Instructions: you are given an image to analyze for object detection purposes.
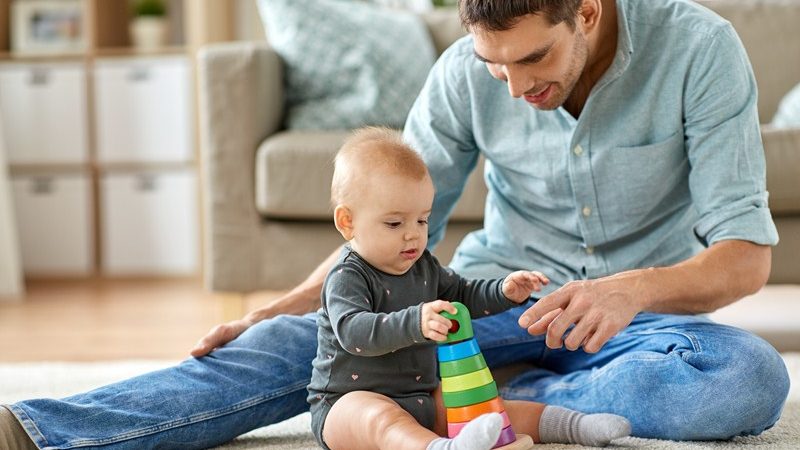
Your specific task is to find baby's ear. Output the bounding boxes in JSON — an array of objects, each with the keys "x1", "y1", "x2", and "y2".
[{"x1": 334, "y1": 205, "x2": 355, "y2": 240}]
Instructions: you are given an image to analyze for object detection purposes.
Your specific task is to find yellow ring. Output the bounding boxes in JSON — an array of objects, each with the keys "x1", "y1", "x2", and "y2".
[{"x1": 441, "y1": 367, "x2": 494, "y2": 393}]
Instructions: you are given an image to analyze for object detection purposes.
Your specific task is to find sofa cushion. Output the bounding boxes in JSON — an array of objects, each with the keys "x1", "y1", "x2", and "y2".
[
  {"x1": 255, "y1": 131, "x2": 487, "y2": 221},
  {"x1": 256, "y1": 0, "x2": 436, "y2": 130},
  {"x1": 772, "y1": 83, "x2": 800, "y2": 127},
  {"x1": 419, "y1": 8, "x2": 468, "y2": 55}
]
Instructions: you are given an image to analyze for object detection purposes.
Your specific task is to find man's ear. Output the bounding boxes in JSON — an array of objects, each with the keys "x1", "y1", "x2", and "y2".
[
  {"x1": 579, "y1": 0, "x2": 601, "y2": 31},
  {"x1": 334, "y1": 205, "x2": 354, "y2": 240}
]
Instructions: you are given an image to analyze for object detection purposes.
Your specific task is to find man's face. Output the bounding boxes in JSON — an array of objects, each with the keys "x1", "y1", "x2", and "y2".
[{"x1": 472, "y1": 14, "x2": 588, "y2": 110}]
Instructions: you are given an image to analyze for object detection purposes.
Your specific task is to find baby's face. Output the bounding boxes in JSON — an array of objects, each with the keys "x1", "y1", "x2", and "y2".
[{"x1": 349, "y1": 173, "x2": 434, "y2": 275}]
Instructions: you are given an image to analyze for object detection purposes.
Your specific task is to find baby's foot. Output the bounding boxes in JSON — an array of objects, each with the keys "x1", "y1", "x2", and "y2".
[{"x1": 426, "y1": 412, "x2": 504, "y2": 450}]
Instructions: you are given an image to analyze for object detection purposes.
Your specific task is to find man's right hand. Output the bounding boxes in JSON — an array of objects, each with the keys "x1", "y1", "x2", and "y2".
[
  {"x1": 189, "y1": 317, "x2": 255, "y2": 357},
  {"x1": 189, "y1": 288, "x2": 320, "y2": 357},
  {"x1": 189, "y1": 245, "x2": 343, "y2": 357}
]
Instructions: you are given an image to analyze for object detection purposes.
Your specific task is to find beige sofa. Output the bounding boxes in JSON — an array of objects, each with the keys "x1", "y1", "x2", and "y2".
[{"x1": 197, "y1": 2, "x2": 800, "y2": 306}]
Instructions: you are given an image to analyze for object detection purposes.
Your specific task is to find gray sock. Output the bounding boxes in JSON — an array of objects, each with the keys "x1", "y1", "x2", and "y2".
[
  {"x1": 427, "y1": 412, "x2": 504, "y2": 450},
  {"x1": 539, "y1": 405, "x2": 631, "y2": 447},
  {"x1": 0, "y1": 406, "x2": 38, "y2": 450}
]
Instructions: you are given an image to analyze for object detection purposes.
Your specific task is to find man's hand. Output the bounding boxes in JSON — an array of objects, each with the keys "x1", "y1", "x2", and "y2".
[
  {"x1": 421, "y1": 300, "x2": 458, "y2": 342},
  {"x1": 189, "y1": 287, "x2": 322, "y2": 357},
  {"x1": 517, "y1": 271, "x2": 646, "y2": 353},
  {"x1": 190, "y1": 317, "x2": 255, "y2": 357},
  {"x1": 502, "y1": 270, "x2": 549, "y2": 303}
]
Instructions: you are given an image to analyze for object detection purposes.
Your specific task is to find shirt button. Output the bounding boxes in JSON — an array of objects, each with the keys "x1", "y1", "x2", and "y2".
[
  {"x1": 573, "y1": 145, "x2": 584, "y2": 156},
  {"x1": 582, "y1": 206, "x2": 592, "y2": 217},
  {"x1": 585, "y1": 246, "x2": 595, "y2": 255}
]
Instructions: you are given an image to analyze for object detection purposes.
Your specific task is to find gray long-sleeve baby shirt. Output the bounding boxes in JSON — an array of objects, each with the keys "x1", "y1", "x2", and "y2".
[{"x1": 307, "y1": 246, "x2": 517, "y2": 408}]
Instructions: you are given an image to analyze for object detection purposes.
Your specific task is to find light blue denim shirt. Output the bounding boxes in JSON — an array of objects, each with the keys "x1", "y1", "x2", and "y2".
[{"x1": 404, "y1": 0, "x2": 779, "y2": 295}]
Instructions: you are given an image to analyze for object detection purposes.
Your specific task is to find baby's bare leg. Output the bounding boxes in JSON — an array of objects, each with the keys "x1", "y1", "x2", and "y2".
[
  {"x1": 323, "y1": 391, "x2": 438, "y2": 450},
  {"x1": 503, "y1": 399, "x2": 546, "y2": 441}
]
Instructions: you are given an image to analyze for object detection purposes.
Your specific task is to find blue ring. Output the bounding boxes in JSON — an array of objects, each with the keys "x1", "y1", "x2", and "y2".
[{"x1": 437, "y1": 338, "x2": 480, "y2": 362}]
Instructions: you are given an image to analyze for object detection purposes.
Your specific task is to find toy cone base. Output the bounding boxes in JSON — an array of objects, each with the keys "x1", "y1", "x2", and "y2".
[{"x1": 495, "y1": 434, "x2": 534, "y2": 450}]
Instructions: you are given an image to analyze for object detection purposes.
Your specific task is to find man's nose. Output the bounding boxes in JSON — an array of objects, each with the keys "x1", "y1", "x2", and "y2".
[{"x1": 501, "y1": 65, "x2": 530, "y2": 98}]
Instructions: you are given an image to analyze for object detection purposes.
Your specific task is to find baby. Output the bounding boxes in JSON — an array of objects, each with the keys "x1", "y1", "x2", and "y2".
[{"x1": 307, "y1": 127, "x2": 631, "y2": 450}]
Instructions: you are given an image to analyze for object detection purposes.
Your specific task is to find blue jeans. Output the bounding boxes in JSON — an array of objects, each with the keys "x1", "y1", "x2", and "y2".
[{"x1": 8, "y1": 307, "x2": 790, "y2": 449}]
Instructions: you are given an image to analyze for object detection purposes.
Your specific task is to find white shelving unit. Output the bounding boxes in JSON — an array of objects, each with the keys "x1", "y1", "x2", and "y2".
[
  {"x1": 94, "y1": 56, "x2": 193, "y2": 164},
  {"x1": 0, "y1": 62, "x2": 88, "y2": 165},
  {"x1": 0, "y1": 0, "x2": 207, "y2": 279},
  {"x1": 101, "y1": 169, "x2": 198, "y2": 275},
  {"x1": 11, "y1": 174, "x2": 93, "y2": 275}
]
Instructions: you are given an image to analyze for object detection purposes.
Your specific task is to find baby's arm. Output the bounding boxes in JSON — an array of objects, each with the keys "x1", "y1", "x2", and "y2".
[
  {"x1": 436, "y1": 263, "x2": 548, "y2": 317},
  {"x1": 326, "y1": 265, "x2": 427, "y2": 356}
]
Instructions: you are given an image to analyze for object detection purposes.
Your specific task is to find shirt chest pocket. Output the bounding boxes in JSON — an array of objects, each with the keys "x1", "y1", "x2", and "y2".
[{"x1": 594, "y1": 131, "x2": 689, "y2": 235}]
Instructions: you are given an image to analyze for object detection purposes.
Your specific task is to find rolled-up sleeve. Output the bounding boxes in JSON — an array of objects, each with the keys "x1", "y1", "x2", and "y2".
[
  {"x1": 403, "y1": 43, "x2": 480, "y2": 249},
  {"x1": 684, "y1": 24, "x2": 779, "y2": 247}
]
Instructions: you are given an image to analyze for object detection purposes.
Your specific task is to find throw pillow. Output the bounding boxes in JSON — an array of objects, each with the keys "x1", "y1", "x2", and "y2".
[
  {"x1": 257, "y1": 0, "x2": 436, "y2": 130},
  {"x1": 772, "y1": 82, "x2": 800, "y2": 127}
]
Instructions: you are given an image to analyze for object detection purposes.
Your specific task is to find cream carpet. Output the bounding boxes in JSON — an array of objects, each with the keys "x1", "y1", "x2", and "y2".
[{"x1": 1, "y1": 355, "x2": 798, "y2": 449}]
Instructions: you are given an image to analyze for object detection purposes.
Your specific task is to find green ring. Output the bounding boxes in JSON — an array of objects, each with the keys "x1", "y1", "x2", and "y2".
[
  {"x1": 439, "y1": 353, "x2": 487, "y2": 378},
  {"x1": 441, "y1": 381, "x2": 498, "y2": 408},
  {"x1": 442, "y1": 367, "x2": 493, "y2": 392}
]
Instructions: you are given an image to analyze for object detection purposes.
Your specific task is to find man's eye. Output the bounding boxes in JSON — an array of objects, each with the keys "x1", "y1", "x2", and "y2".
[
  {"x1": 520, "y1": 57, "x2": 543, "y2": 66},
  {"x1": 385, "y1": 222, "x2": 401, "y2": 228}
]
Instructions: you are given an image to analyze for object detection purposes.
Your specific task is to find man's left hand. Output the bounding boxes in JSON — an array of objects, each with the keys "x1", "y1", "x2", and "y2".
[{"x1": 516, "y1": 270, "x2": 648, "y2": 353}]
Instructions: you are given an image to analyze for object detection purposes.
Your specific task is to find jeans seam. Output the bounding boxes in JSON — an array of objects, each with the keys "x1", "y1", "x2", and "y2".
[
  {"x1": 628, "y1": 329, "x2": 703, "y2": 354},
  {"x1": 7, "y1": 404, "x2": 50, "y2": 449},
  {"x1": 59, "y1": 380, "x2": 310, "y2": 448}
]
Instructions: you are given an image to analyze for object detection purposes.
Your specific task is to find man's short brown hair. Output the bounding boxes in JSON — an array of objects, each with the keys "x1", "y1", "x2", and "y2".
[{"x1": 459, "y1": 0, "x2": 583, "y2": 32}]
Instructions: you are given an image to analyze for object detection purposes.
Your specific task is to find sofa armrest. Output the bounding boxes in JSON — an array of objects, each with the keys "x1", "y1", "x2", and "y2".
[
  {"x1": 762, "y1": 125, "x2": 800, "y2": 215},
  {"x1": 197, "y1": 42, "x2": 284, "y2": 291}
]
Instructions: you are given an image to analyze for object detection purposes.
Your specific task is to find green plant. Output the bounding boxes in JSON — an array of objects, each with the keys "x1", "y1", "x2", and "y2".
[{"x1": 132, "y1": 0, "x2": 166, "y2": 17}]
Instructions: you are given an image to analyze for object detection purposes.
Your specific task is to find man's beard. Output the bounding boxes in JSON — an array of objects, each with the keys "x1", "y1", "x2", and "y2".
[{"x1": 544, "y1": 30, "x2": 589, "y2": 111}]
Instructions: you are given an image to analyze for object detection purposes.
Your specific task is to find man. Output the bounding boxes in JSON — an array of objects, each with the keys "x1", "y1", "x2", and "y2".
[{"x1": 1, "y1": 0, "x2": 790, "y2": 448}]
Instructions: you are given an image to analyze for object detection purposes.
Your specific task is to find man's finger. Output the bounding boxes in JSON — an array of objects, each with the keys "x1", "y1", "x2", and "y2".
[
  {"x1": 584, "y1": 325, "x2": 615, "y2": 353},
  {"x1": 563, "y1": 319, "x2": 594, "y2": 351},
  {"x1": 545, "y1": 308, "x2": 580, "y2": 349},
  {"x1": 525, "y1": 308, "x2": 562, "y2": 335},
  {"x1": 190, "y1": 337, "x2": 215, "y2": 357},
  {"x1": 518, "y1": 289, "x2": 569, "y2": 328}
]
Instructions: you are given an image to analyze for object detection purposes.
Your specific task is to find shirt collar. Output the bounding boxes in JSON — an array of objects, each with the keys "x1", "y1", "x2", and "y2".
[{"x1": 594, "y1": 0, "x2": 634, "y2": 90}]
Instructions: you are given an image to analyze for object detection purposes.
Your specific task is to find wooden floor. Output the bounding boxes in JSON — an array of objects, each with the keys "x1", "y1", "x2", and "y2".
[{"x1": 0, "y1": 279, "x2": 285, "y2": 362}]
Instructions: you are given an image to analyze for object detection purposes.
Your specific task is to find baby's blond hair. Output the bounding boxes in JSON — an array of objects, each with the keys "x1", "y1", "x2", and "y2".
[{"x1": 331, "y1": 127, "x2": 429, "y2": 206}]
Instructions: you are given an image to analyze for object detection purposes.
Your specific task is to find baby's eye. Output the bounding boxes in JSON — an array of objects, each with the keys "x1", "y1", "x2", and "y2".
[
  {"x1": 418, "y1": 219, "x2": 429, "y2": 225},
  {"x1": 385, "y1": 222, "x2": 401, "y2": 229}
]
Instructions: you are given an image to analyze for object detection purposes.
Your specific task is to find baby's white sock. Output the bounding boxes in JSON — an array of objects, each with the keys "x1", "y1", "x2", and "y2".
[{"x1": 426, "y1": 412, "x2": 503, "y2": 450}]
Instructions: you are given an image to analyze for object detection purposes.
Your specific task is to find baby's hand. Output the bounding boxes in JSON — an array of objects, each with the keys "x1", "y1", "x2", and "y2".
[
  {"x1": 502, "y1": 271, "x2": 550, "y2": 303},
  {"x1": 421, "y1": 300, "x2": 458, "y2": 342}
]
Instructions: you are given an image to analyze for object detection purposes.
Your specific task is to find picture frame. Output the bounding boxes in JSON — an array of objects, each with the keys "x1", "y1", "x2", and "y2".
[{"x1": 11, "y1": 0, "x2": 85, "y2": 55}]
